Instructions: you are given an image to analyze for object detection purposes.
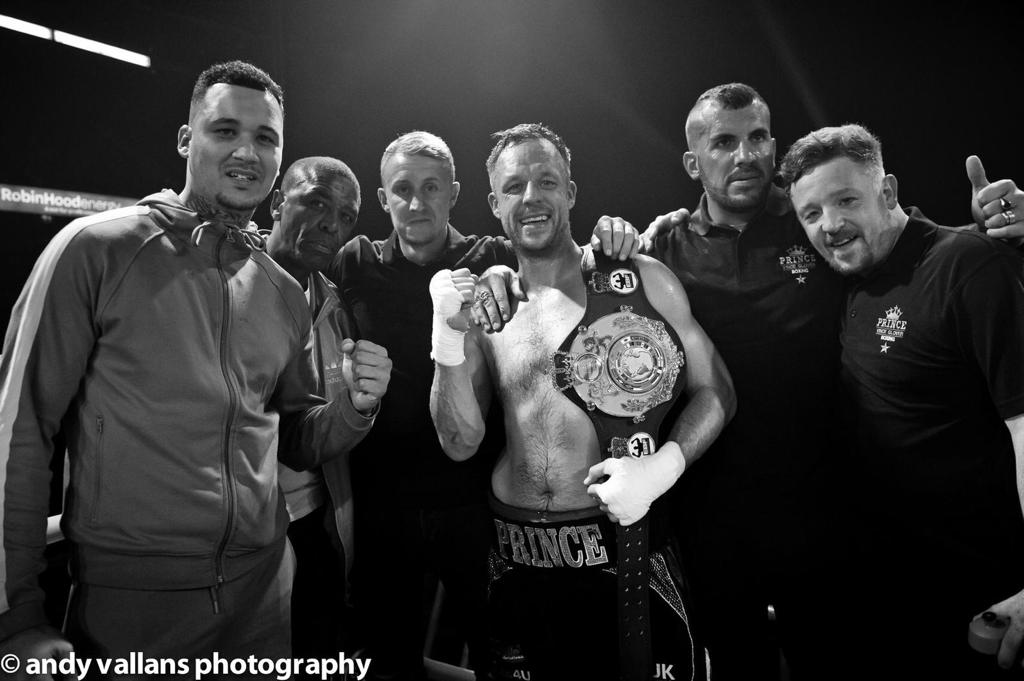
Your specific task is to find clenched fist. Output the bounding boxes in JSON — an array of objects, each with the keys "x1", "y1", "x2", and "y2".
[{"x1": 340, "y1": 338, "x2": 391, "y2": 415}]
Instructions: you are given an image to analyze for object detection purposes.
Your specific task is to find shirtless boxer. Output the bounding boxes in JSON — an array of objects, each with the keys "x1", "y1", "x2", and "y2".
[{"x1": 429, "y1": 123, "x2": 734, "y2": 681}]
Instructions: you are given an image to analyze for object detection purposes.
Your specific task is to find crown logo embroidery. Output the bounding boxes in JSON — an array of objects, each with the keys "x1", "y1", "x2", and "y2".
[
  {"x1": 885, "y1": 306, "x2": 903, "y2": 321},
  {"x1": 778, "y1": 244, "x2": 816, "y2": 283}
]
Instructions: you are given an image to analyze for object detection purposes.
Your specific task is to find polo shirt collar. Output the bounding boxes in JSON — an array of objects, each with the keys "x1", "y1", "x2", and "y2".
[
  {"x1": 859, "y1": 207, "x2": 937, "y2": 280},
  {"x1": 380, "y1": 224, "x2": 471, "y2": 267},
  {"x1": 691, "y1": 184, "x2": 791, "y2": 236},
  {"x1": 380, "y1": 230, "x2": 401, "y2": 263}
]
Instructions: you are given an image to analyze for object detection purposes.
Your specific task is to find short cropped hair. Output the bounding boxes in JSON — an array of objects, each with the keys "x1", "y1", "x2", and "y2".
[
  {"x1": 694, "y1": 82, "x2": 764, "y2": 111},
  {"x1": 189, "y1": 60, "x2": 284, "y2": 122},
  {"x1": 379, "y1": 131, "x2": 456, "y2": 182},
  {"x1": 779, "y1": 123, "x2": 884, "y2": 189},
  {"x1": 685, "y1": 82, "x2": 769, "y2": 149},
  {"x1": 282, "y1": 156, "x2": 361, "y2": 205},
  {"x1": 485, "y1": 123, "x2": 571, "y2": 177}
]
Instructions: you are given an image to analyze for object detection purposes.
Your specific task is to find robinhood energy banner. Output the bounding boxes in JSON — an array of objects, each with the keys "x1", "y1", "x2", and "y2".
[{"x1": 0, "y1": 184, "x2": 136, "y2": 217}]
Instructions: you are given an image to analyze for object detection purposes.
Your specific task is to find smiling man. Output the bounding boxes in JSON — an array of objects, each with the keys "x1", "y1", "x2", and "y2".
[
  {"x1": 429, "y1": 123, "x2": 734, "y2": 680},
  {"x1": 0, "y1": 62, "x2": 376, "y2": 676},
  {"x1": 635, "y1": 83, "x2": 1024, "y2": 680},
  {"x1": 782, "y1": 123, "x2": 1024, "y2": 679},
  {"x1": 327, "y1": 131, "x2": 644, "y2": 680}
]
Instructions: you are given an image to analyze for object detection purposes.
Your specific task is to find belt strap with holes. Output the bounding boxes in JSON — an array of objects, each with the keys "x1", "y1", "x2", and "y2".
[{"x1": 548, "y1": 250, "x2": 687, "y2": 681}]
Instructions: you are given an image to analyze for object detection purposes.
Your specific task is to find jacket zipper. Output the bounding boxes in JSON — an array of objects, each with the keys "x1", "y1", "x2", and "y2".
[
  {"x1": 213, "y1": 234, "x2": 238, "y2": 610},
  {"x1": 91, "y1": 415, "x2": 104, "y2": 524}
]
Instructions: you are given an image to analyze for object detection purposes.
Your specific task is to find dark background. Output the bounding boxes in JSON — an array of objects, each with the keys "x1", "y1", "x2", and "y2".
[{"x1": 2, "y1": 0, "x2": 1021, "y2": 318}]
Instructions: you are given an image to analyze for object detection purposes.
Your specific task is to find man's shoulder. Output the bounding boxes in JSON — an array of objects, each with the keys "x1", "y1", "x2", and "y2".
[
  {"x1": 634, "y1": 253, "x2": 685, "y2": 297},
  {"x1": 745, "y1": 201, "x2": 804, "y2": 242},
  {"x1": 250, "y1": 249, "x2": 310, "y2": 301},
  {"x1": 344, "y1": 234, "x2": 393, "y2": 265},
  {"x1": 653, "y1": 203, "x2": 803, "y2": 261},
  {"x1": 633, "y1": 251, "x2": 669, "y2": 275},
  {"x1": 251, "y1": 246, "x2": 303, "y2": 283},
  {"x1": 929, "y1": 223, "x2": 1016, "y2": 267},
  {"x1": 453, "y1": 232, "x2": 516, "y2": 270},
  {"x1": 343, "y1": 234, "x2": 385, "y2": 255},
  {"x1": 50, "y1": 205, "x2": 165, "y2": 267},
  {"x1": 909, "y1": 224, "x2": 1023, "y2": 298},
  {"x1": 68, "y1": 205, "x2": 159, "y2": 237},
  {"x1": 327, "y1": 235, "x2": 386, "y2": 282}
]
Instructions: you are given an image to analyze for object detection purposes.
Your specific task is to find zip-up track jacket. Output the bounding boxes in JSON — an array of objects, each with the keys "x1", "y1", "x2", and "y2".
[{"x1": 0, "y1": 190, "x2": 373, "y2": 640}]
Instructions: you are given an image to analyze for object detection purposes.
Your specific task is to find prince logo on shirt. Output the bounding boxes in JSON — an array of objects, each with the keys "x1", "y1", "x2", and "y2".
[
  {"x1": 778, "y1": 244, "x2": 817, "y2": 284},
  {"x1": 875, "y1": 305, "x2": 908, "y2": 354}
]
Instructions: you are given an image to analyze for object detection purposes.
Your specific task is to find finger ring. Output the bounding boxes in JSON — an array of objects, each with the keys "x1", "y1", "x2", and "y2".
[
  {"x1": 1002, "y1": 209, "x2": 1017, "y2": 224},
  {"x1": 1000, "y1": 198, "x2": 1013, "y2": 211},
  {"x1": 474, "y1": 290, "x2": 492, "y2": 302}
]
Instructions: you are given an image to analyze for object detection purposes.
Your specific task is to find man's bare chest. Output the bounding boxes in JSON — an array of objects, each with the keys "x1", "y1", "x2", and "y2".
[{"x1": 484, "y1": 291, "x2": 584, "y2": 399}]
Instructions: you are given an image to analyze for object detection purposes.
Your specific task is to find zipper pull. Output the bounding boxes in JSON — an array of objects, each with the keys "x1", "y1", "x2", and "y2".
[{"x1": 208, "y1": 585, "x2": 221, "y2": 615}]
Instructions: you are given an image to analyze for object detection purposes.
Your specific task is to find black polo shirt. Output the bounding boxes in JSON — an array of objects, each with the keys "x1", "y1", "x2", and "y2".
[
  {"x1": 651, "y1": 190, "x2": 845, "y2": 543},
  {"x1": 841, "y1": 212, "x2": 1024, "y2": 580},
  {"x1": 326, "y1": 226, "x2": 517, "y2": 509}
]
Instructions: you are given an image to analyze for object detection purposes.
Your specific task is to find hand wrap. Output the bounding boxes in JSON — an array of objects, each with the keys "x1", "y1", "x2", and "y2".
[
  {"x1": 429, "y1": 269, "x2": 468, "y2": 366},
  {"x1": 589, "y1": 441, "x2": 685, "y2": 526}
]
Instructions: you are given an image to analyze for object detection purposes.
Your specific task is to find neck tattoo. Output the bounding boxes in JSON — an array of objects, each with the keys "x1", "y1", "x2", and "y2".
[{"x1": 186, "y1": 196, "x2": 252, "y2": 230}]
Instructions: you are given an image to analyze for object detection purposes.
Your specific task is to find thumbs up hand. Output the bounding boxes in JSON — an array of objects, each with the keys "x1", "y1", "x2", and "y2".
[{"x1": 967, "y1": 155, "x2": 1024, "y2": 240}]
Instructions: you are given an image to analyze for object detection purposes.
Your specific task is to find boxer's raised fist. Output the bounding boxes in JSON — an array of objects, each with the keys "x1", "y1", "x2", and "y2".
[{"x1": 429, "y1": 268, "x2": 476, "y2": 366}]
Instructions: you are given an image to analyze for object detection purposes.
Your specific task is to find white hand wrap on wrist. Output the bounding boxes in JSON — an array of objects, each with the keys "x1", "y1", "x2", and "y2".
[
  {"x1": 429, "y1": 269, "x2": 468, "y2": 366},
  {"x1": 431, "y1": 313, "x2": 466, "y2": 365},
  {"x1": 606, "y1": 441, "x2": 685, "y2": 526},
  {"x1": 653, "y1": 440, "x2": 686, "y2": 482}
]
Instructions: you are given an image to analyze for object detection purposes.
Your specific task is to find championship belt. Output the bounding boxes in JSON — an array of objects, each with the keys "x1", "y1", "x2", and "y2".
[{"x1": 548, "y1": 251, "x2": 686, "y2": 681}]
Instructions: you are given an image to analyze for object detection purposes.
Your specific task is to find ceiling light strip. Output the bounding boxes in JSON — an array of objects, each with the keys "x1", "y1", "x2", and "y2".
[
  {"x1": 0, "y1": 14, "x2": 52, "y2": 39},
  {"x1": 53, "y1": 30, "x2": 151, "y2": 68},
  {"x1": 0, "y1": 14, "x2": 150, "y2": 68}
]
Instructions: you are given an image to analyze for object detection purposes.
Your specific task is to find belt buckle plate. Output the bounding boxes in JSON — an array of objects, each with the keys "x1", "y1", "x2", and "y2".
[{"x1": 550, "y1": 306, "x2": 684, "y2": 419}]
